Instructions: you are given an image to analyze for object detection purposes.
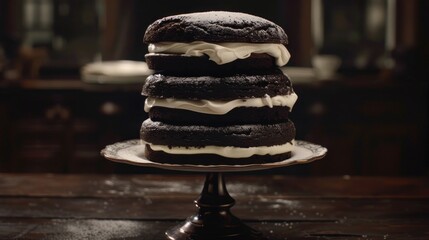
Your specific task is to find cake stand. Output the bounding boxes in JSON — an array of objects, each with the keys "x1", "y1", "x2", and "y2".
[{"x1": 101, "y1": 140, "x2": 327, "y2": 240}]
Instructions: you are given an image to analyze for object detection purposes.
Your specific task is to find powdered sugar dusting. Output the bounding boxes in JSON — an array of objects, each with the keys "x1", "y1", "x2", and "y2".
[
  {"x1": 47, "y1": 219, "x2": 144, "y2": 239},
  {"x1": 175, "y1": 11, "x2": 276, "y2": 25}
]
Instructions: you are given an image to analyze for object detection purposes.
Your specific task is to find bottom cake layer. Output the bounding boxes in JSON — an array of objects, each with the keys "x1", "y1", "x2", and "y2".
[
  {"x1": 140, "y1": 119, "x2": 296, "y2": 147},
  {"x1": 143, "y1": 144, "x2": 293, "y2": 165}
]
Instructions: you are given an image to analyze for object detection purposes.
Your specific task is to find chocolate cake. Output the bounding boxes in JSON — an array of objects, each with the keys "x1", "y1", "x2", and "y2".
[{"x1": 140, "y1": 11, "x2": 298, "y2": 165}]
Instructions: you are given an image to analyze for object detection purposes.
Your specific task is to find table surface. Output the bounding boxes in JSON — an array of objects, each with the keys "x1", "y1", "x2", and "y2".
[{"x1": 0, "y1": 173, "x2": 428, "y2": 240}]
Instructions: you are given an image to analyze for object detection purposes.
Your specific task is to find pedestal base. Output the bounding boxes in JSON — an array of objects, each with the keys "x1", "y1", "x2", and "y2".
[
  {"x1": 165, "y1": 173, "x2": 267, "y2": 240},
  {"x1": 166, "y1": 217, "x2": 264, "y2": 240}
]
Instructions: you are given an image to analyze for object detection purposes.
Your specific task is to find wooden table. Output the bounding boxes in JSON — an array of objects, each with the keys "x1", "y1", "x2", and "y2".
[{"x1": 0, "y1": 173, "x2": 428, "y2": 239}]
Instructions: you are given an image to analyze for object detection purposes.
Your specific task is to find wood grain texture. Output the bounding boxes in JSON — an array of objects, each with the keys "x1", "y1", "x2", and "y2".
[{"x1": 0, "y1": 174, "x2": 428, "y2": 240}]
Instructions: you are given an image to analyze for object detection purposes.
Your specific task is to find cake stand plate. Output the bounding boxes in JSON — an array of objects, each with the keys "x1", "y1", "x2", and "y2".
[
  {"x1": 101, "y1": 140, "x2": 327, "y2": 240},
  {"x1": 101, "y1": 139, "x2": 327, "y2": 172}
]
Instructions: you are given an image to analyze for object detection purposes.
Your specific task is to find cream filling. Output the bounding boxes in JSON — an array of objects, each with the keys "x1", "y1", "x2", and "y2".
[
  {"x1": 144, "y1": 93, "x2": 298, "y2": 115},
  {"x1": 148, "y1": 41, "x2": 291, "y2": 66},
  {"x1": 143, "y1": 140, "x2": 295, "y2": 158}
]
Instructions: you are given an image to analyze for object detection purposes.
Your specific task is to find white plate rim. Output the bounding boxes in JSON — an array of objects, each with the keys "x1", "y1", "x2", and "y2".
[{"x1": 101, "y1": 139, "x2": 327, "y2": 172}]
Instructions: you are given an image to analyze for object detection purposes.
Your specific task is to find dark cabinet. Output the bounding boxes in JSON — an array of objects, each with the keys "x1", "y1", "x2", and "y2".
[
  {"x1": 292, "y1": 80, "x2": 428, "y2": 176},
  {"x1": 0, "y1": 84, "x2": 147, "y2": 173}
]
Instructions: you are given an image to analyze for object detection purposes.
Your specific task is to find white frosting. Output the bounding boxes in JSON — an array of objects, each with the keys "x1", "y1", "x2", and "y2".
[
  {"x1": 144, "y1": 93, "x2": 298, "y2": 115},
  {"x1": 143, "y1": 140, "x2": 295, "y2": 158},
  {"x1": 148, "y1": 41, "x2": 291, "y2": 66}
]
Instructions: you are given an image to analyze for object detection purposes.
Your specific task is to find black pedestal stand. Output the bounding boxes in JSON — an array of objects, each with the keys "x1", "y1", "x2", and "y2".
[{"x1": 166, "y1": 173, "x2": 265, "y2": 240}]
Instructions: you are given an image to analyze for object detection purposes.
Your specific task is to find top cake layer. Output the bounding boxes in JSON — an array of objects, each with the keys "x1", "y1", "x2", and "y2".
[{"x1": 144, "y1": 11, "x2": 288, "y2": 44}]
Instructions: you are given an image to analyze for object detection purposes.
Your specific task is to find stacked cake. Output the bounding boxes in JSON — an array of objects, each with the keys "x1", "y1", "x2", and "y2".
[{"x1": 140, "y1": 11, "x2": 298, "y2": 165}]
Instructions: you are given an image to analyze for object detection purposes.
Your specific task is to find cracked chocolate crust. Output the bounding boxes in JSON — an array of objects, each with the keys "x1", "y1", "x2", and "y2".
[
  {"x1": 143, "y1": 11, "x2": 288, "y2": 44},
  {"x1": 142, "y1": 69, "x2": 293, "y2": 100},
  {"x1": 140, "y1": 119, "x2": 296, "y2": 147}
]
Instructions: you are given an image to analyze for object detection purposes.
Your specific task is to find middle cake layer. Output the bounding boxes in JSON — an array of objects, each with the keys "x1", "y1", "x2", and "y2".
[{"x1": 142, "y1": 69, "x2": 294, "y2": 100}]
